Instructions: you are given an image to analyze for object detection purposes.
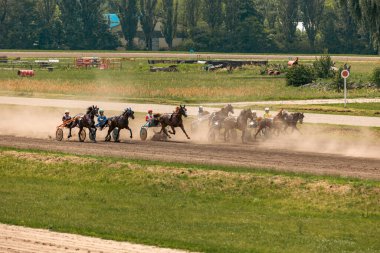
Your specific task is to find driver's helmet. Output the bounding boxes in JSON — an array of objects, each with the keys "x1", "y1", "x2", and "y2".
[
  {"x1": 198, "y1": 106, "x2": 204, "y2": 113},
  {"x1": 265, "y1": 107, "x2": 270, "y2": 112},
  {"x1": 65, "y1": 109, "x2": 69, "y2": 114},
  {"x1": 148, "y1": 109, "x2": 153, "y2": 114},
  {"x1": 99, "y1": 108, "x2": 104, "y2": 114}
]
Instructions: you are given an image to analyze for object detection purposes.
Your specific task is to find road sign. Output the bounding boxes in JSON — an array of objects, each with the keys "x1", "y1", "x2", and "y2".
[
  {"x1": 341, "y1": 70, "x2": 350, "y2": 107},
  {"x1": 341, "y1": 69, "x2": 350, "y2": 79}
]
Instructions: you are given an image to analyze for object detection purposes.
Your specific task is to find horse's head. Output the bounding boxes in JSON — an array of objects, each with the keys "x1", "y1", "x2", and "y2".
[
  {"x1": 123, "y1": 107, "x2": 135, "y2": 120},
  {"x1": 222, "y1": 104, "x2": 234, "y2": 115},
  {"x1": 242, "y1": 109, "x2": 254, "y2": 120},
  {"x1": 298, "y1": 113, "x2": 304, "y2": 124},
  {"x1": 179, "y1": 105, "x2": 188, "y2": 117},
  {"x1": 87, "y1": 105, "x2": 99, "y2": 117}
]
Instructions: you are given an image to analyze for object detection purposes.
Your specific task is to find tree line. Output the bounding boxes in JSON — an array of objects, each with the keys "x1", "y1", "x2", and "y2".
[{"x1": 0, "y1": 0, "x2": 378, "y2": 54}]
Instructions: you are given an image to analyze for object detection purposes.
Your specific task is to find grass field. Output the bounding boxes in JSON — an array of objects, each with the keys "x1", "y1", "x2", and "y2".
[
  {"x1": 0, "y1": 147, "x2": 379, "y2": 253},
  {"x1": 0, "y1": 59, "x2": 378, "y2": 104}
]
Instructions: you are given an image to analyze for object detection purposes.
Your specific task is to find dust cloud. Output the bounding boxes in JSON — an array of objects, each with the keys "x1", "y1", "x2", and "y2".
[{"x1": 1, "y1": 105, "x2": 379, "y2": 159}]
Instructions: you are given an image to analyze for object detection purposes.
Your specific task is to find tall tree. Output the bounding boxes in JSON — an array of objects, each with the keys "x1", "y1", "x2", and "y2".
[
  {"x1": 58, "y1": 0, "x2": 84, "y2": 49},
  {"x1": 0, "y1": 0, "x2": 8, "y2": 45},
  {"x1": 111, "y1": 0, "x2": 138, "y2": 49},
  {"x1": 300, "y1": 0, "x2": 325, "y2": 49},
  {"x1": 139, "y1": 0, "x2": 159, "y2": 50},
  {"x1": 160, "y1": 0, "x2": 178, "y2": 49},
  {"x1": 342, "y1": 0, "x2": 380, "y2": 53},
  {"x1": 184, "y1": 0, "x2": 200, "y2": 30},
  {"x1": 278, "y1": 0, "x2": 298, "y2": 44},
  {"x1": 202, "y1": 0, "x2": 222, "y2": 33},
  {"x1": 2, "y1": 0, "x2": 38, "y2": 49},
  {"x1": 36, "y1": 0, "x2": 63, "y2": 49},
  {"x1": 59, "y1": 0, "x2": 118, "y2": 49}
]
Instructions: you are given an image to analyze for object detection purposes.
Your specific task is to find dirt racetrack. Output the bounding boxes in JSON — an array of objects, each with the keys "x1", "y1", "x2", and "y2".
[{"x1": 1, "y1": 135, "x2": 379, "y2": 180}]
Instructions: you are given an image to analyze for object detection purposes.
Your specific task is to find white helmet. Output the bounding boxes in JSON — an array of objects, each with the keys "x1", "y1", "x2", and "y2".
[
  {"x1": 65, "y1": 109, "x2": 69, "y2": 113},
  {"x1": 265, "y1": 107, "x2": 270, "y2": 112}
]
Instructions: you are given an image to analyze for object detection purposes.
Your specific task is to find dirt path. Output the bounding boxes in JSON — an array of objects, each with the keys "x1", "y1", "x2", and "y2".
[
  {"x1": 1, "y1": 135, "x2": 379, "y2": 180},
  {"x1": 0, "y1": 223, "x2": 194, "y2": 253},
  {"x1": 1, "y1": 96, "x2": 380, "y2": 127},
  {"x1": 2, "y1": 51, "x2": 380, "y2": 61},
  {"x1": 203, "y1": 98, "x2": 380, "y2": 106}
]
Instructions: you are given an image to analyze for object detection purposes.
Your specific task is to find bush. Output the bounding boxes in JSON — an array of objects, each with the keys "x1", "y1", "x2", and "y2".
[
  {"x1": 372, "y1": 67, "x2": 380, "y2": 88},
  {"x1": 286, "y1": 65, "x2": 315, "y2": 86},
  {"x1": 313, "y1": 55, "x2": 335, "y2": 78},
  {"x1": 333, "y1": 67, "x2": 344, "y2": 92}
]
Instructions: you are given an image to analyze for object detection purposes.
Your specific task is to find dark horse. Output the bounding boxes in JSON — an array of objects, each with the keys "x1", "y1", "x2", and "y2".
[
  {"x1": 254, "y1": 109, "x2": 286, "y2": 139},
  {"x1": 159, "y1": 105, "x2": 190, "y2": 139},
  {"x1": 69, "y1": 105, "x2": 99, "y2": 142},
  {"x1": 223, "y1": 109, "x2": 255, "y2": 143},
  {"x1": 105, "y1": 107, "x2": 135, "y2": 142},
  {"x1": 209, "y1": 104, "x2": 234, "y2": 126},
  {"x1": 283, "y1": 112, "x2": 304, "y2": 133}
]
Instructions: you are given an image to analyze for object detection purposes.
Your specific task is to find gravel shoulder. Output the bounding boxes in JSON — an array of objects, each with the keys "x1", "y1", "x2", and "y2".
[
  {"x1": 0, "y1": 223, "x2": 194, "y2": 253},
  {"x1": 2, "y1": 51, "x2": 380, "y2": 61}
]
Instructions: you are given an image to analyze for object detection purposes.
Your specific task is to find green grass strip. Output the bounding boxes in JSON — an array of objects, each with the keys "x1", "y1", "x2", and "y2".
[{"x1": 0, "y1": 146, "x2": 379, "y2": 253}]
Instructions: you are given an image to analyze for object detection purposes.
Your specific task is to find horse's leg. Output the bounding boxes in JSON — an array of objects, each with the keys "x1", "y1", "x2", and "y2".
[
  {"x1": 161, "y1": 124, "x2": 171, "y2": 138},
  {"x1": 115, "y1": 128, "x2": 121, "y2": 142},
  {"x1": 127, "y1": 126, "x2": 133, "y2": 139},
  {"x1": 241, "y1": 129, "x2": 245, "y2": 143},
  {"x1": 254, "y1": 126, "x2": 262, "y2": 139},
  {"x1": 294, "y1": 125, "x2": 302, "y2": 134},
  {"x1": 168, "y1": 126, "x2": 176, "y2": 135},
  {"x1": 105, "y1": 125, "x2": 114, "y2": 142},
  {"x1": 179, "y1": 123, "x2": 190, "y2": 139},
  {"x1": 223, "y1": 127, "x2": 228, "y2": 142},
  {"x1": 78, "y1": 126, "x2": 83, "y2": 142},
  {"x1": 90, "y1": 127, "x2": 97, "y2": 143}
]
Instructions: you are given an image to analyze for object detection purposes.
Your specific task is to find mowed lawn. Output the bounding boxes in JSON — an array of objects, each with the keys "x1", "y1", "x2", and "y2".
[
  {"x1": 0, "y1": 147, "x2": 379, "y2": 253},
  {"x1": 0, "y1": 59, "x2": 378, "y2": 103}
]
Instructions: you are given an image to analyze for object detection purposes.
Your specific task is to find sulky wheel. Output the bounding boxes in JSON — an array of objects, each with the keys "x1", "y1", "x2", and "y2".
[
  {"x1": 112, "y1": 128, "x2": 119, "y2": 142},
  {"x1": 78, "y1": 129, "x2": 86, "y2": 142},
  {"x1": 56, "y1": 128, "x2": 63, "y2": 141},
  {"x1": 140, "y1": 127, "x2": 148, "y2": 141}
]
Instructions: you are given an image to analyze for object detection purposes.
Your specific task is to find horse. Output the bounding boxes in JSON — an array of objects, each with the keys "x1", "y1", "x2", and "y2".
[
  {"x1": 68, "y1": 105, "x2": 99, "y2": 142},
  {"x1": 223, "y1": 109, "x2": 255, "y2": 143},
  {"x1": 159, "y1": 105, "x2": 190, "y2": 139},
  {"x1": 209, "y1": 104, "x2": 234, "y2": 126},
  {"x1": 254, "y1": 109, "x2": 286, "y2": 139},
  {"x1": 283, "y1": 112, "x2": 304, "y2": 133},
  {"x1": 105, "y1": 107, "x2": 135, "y2": 142}
]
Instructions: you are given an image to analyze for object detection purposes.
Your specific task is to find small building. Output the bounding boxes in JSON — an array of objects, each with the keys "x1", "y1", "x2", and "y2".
[{"x1": 104, "y1": 13, "x2": 183, "y2": 50}]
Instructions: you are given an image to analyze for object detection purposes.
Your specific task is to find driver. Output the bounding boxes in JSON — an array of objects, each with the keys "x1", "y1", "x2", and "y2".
[
  {"x1": 62, "y1": 109, "x2": 71, "y2": 122},
  {"x1": 263, "y1": 107, "x2": 272, "y2": 119},
  {"x1": 96, "y1": 108, "x2": 108, "y2": 130},
  {"x1": 62, "y1": 109, "x2": 74, "y2": 139},
  {"x1": 198, "y1": 106, "x2": 205, "y2": 118},
  {"x1": 146, "y1": 109, "x2": 155, "y2": 127}
]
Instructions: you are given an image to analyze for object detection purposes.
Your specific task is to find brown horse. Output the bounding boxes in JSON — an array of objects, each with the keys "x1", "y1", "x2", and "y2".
[
  {"x1": 159, "y1": 105, "x2": 190, "y2": 139},
  {"x1": 283, "y1": 112, "x2": 304, "y2": 133},
  {"x1": 223, "y1": 109, "x2": 255, "y2": 143},
  {"x1": 254, "y1": 109, "x2": 286, "y2": 139},
  {"x1": 69, "y1": 105, "x2": 99, "y2": 142},
  {"x1": 105, "y1": 107, "x2": 135, "y2": 142},
  {"x1": 209, "y1": 104, "x2": 234, "y2": 126}
]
